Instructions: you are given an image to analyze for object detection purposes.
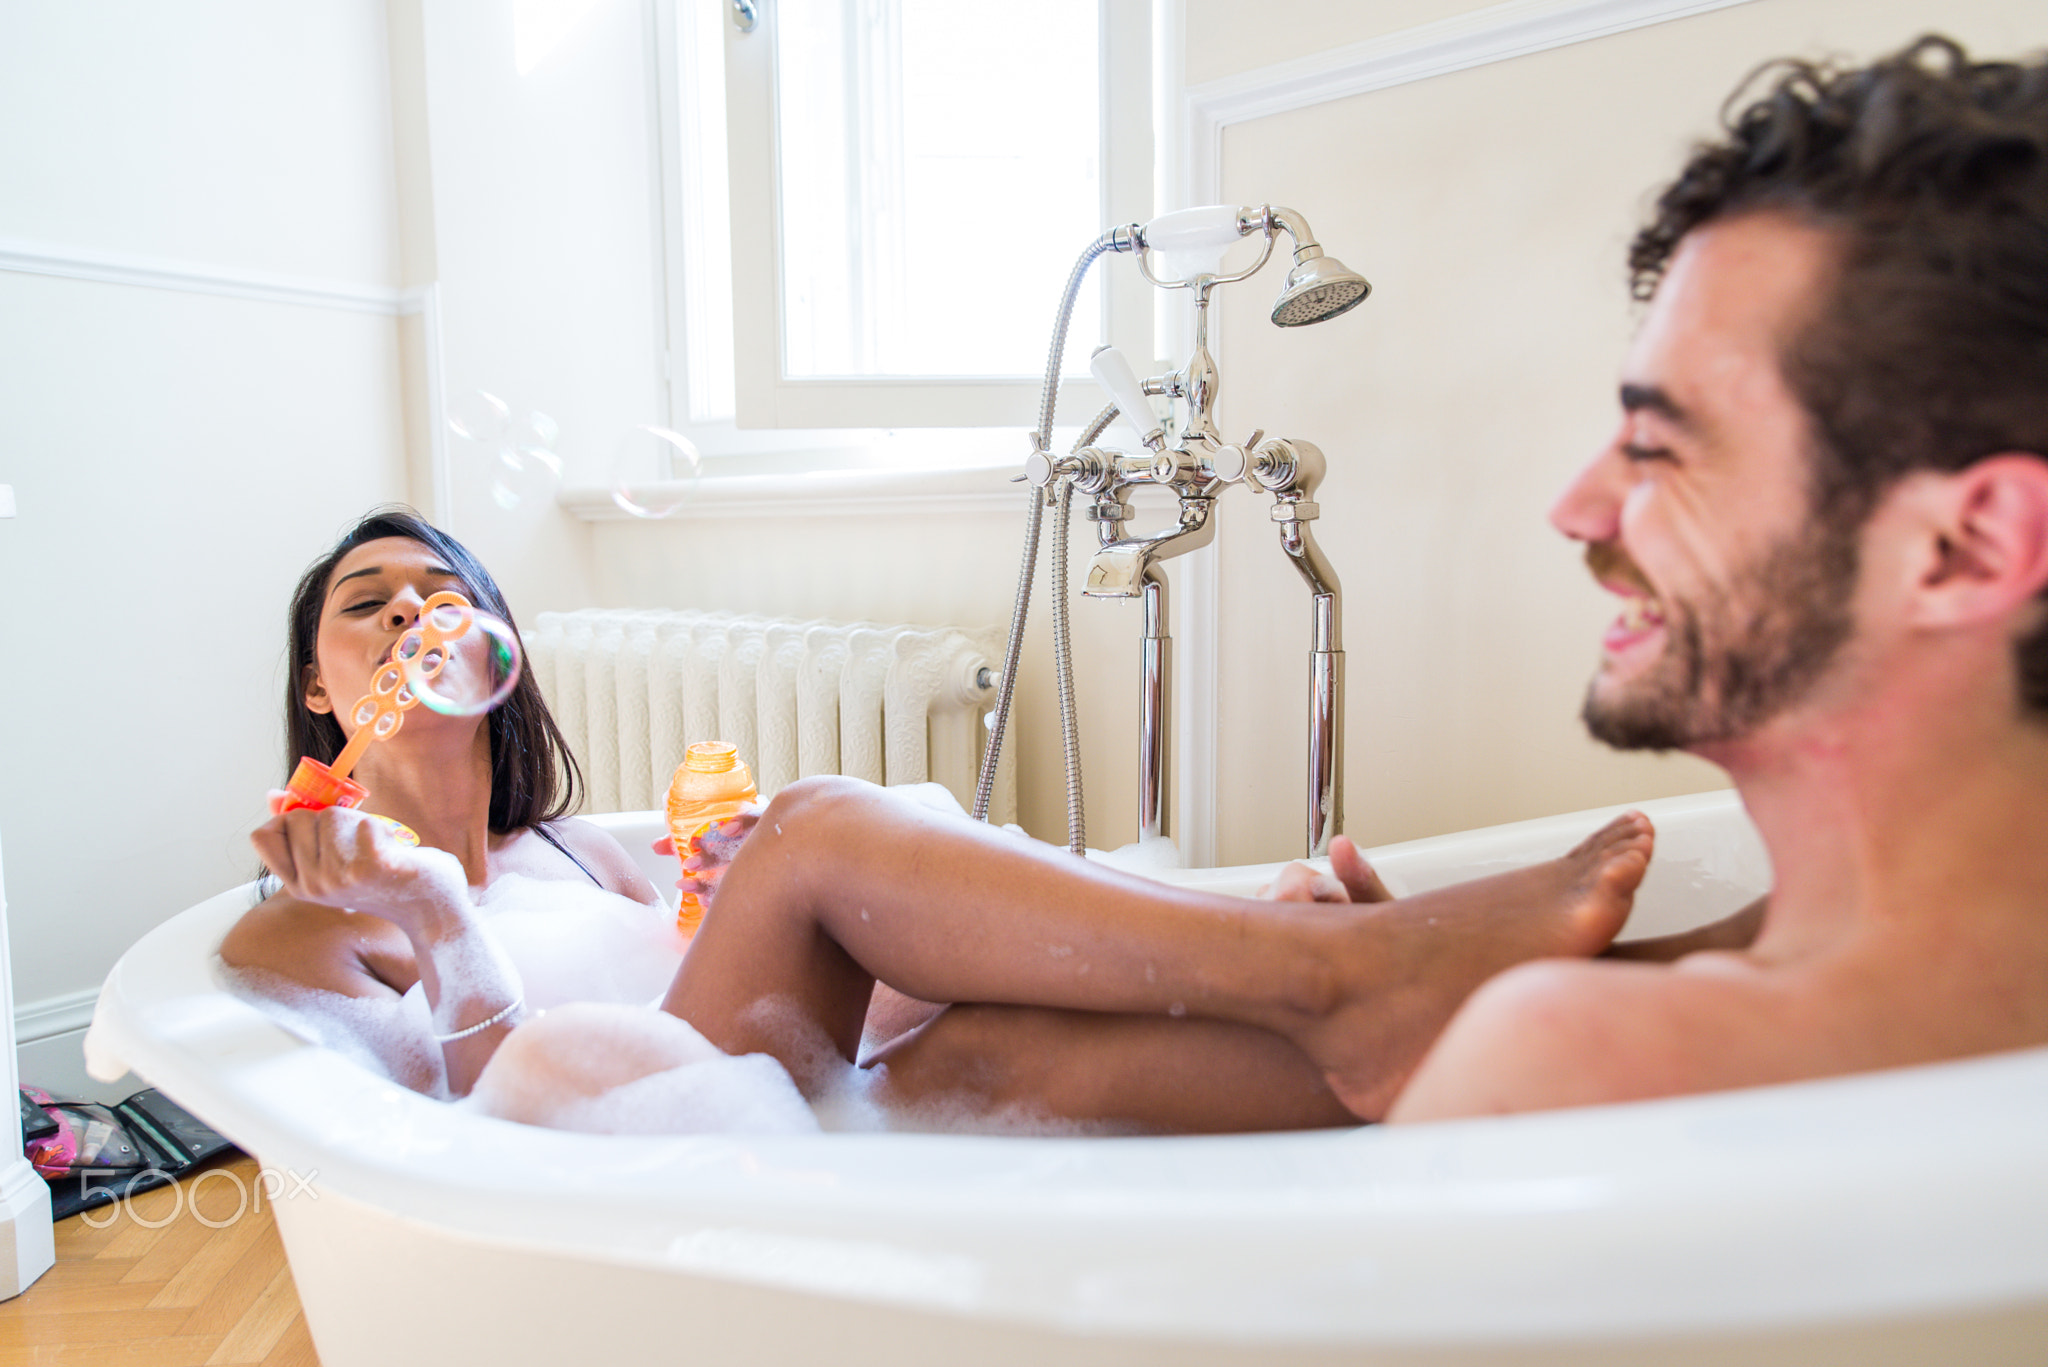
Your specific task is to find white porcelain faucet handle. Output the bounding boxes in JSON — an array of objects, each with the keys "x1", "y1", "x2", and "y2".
[{"x1": 1089, "y1": 346, "x2": 1163, "y2": 451}]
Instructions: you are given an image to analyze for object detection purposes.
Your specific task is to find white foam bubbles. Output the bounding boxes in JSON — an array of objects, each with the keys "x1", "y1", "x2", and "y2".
[
  {"x1": 475, "y1": 873, "x2": 687, "y2": 1009},
  {"x1": 1087, "y1": 834, "x2": 1186, "y2": 875},
  {"x1": 463, "y1": 1002, "x2": 818, "y2": 1135},
  {"x1": 219, "y1": 962, "x2": 450, "y2": 1099}
]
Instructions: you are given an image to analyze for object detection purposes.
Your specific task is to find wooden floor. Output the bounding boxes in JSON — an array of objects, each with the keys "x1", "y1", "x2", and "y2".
[{"x1": 0, "y1": 1155, "x2": 316, "y2": 1367}]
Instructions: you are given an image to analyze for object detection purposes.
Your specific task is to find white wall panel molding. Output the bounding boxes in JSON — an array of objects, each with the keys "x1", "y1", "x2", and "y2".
[
  {"x1": 560, "y1": 466, "x2": 1026, "y2": 522},
  {"x1": 1185, "y1": 0, "x2": 1760, "y2": 199},
  {"x1": 0, "y1": 238, "x2": 423, "y2": 317}
]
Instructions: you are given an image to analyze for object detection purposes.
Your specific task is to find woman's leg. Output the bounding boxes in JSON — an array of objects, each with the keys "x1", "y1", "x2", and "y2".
[
  {"x1": 867, "y1": 1003, "x2": 1359, "y2": 1134},
  {"x1": 663, "y1": 776, "x2": 1652, "y2": 1121}
]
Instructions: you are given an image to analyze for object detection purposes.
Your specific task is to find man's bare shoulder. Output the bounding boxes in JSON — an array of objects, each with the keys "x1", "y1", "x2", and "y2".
[
  {"x1": 1387, "y1": 952, "x2": 1791, "y2": 1123},
  {"x1": 219, "y1": 892, "x2": 415, "y2": 1000}
]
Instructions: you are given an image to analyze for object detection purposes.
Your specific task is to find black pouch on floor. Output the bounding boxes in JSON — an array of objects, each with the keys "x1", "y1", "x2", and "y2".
[
  {"x1": 18, "y1": 1089, "x2": 56, "y2": 1143},
  {"x1": 21, "y1": 1086, "x2": 239, "y2": 1221}
]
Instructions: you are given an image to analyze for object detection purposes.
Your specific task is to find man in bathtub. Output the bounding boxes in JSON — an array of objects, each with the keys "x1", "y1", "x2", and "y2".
[{"x1": 244, "y1": 34, "x2": 2048, "y2": 1132}]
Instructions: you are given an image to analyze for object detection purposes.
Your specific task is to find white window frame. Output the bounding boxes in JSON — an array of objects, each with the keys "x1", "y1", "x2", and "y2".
[{"x1": 653, "y1": 0, "x2": 1155, "y2": 460}]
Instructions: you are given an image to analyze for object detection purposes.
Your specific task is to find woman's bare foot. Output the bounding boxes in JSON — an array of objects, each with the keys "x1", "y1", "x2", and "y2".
[{"x1": 1289, "y1": 810, "x2": 1654, "y2": 1119}]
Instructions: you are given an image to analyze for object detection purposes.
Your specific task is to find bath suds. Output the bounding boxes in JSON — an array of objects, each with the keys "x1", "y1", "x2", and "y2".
[
  {"x1": 1168, "y1": 1001, "x2": 1187, "y2": 1018},
  {"x1": 1087, "y1": 835, "x2": 1187, "y2": 875},
  {"x1": 468, "y1": 996, "x2": 1125, "y2": 1138},
  {"x1": 417, "y1": 905, "x2": 527, "y2": 1039},
  {"x1": 811, "y1": 1057, "x2": 890, "y2": 1134},
  {"x1": 734, "y1": 993, "x2": 854, "y2": 1094},
  {"x1": 1145, "y1": 964, "x2": 1156, "y2": 983},
  {"x1": 873, "y1": 1074, "x2": 1140, "y2": 1139},
  {"x1": 465, "y1": 1004, "x2": 817, "y2": 1135},
  {"x1": 474, "y1": 874, "x2": 686, "y2": 1009},
  {"x1": 898, "y1": 783, "x2": 971, "y2": 818},
  {"x1": 860, "y1": 908, "x2": 870, "y2": 922},
  {"x1": 1048, "y1": 944, "x2": 1073, "y2": 958},
  {"x1": 775, "y1": 823, "x2": 782, "y2": 835},
  {"x1": 548, "y1": 1054, "x2": 818, "y2": 1135},
  {"x1": 219, "y1": 962, "x2": 449, "y2": 1099}
]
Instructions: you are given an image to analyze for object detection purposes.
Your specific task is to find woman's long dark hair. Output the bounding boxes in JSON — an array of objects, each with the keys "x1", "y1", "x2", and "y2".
[{"x1": 284, "y1": 506, "x2": 580, "y2": 831}]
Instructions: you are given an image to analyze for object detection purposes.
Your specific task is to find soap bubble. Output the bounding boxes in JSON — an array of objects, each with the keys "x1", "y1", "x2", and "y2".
[
  {"x1": 448, "y1": 392, "x2": 563, "y2": 511},
  {"x1": 446, "y1": 390, "x2": 512, "y2": 448},
  {"x1": 489, "y1": 409, "x2": 565, "y2": 511},
  {"x1": 610, "y1": 425, "x2": 703, "y2": 519},
  {"x1": 399, "y1": 608, "x2": 525, "y2": 716}
]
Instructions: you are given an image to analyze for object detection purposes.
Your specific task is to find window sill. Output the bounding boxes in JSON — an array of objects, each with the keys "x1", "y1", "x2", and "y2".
[{"x1": 558, "y1": 464, "x2": 1030, "y2": 522}]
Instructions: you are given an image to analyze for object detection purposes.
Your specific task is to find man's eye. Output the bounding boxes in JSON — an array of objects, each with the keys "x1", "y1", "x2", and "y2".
[{"x1": 1621, "y1": 442, "x2": 1675, "y2": 464}]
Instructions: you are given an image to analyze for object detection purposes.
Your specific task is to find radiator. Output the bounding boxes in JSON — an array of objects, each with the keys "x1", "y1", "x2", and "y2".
[{"x1": 528, "y1": 609, "x2": 1013, "y2": 822}]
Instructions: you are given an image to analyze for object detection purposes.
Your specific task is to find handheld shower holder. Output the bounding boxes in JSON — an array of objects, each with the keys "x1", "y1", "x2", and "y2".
[{"x1": 981, "y1": 205, "x2": 1366, "y2": 859}]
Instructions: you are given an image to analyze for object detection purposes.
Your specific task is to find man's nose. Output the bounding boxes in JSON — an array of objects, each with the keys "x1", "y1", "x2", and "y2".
[{"x1": 1549, "y1": 445, "x2": 1626, "y2": 544}]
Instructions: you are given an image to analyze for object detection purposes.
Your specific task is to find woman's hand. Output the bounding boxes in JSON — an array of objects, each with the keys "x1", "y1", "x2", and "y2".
[
  {"x1": 251, "y1": 805, "x2": 469, "y2": 937},
  {"x1": 1255, "y1": 836, "x2": 1394, "y2": 905},
  {"x1": 653, "y1": 805, "x2": 764, "y2": 897}
]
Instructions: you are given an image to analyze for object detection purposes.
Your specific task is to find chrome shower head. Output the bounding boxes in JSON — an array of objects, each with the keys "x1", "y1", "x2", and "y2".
[{"x1": 1271, "y1": 248, "x2": 1370, "y2": 327}]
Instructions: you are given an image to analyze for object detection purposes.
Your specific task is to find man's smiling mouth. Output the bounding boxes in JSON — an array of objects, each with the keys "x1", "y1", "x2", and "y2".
[{"x1": 1586, "y1": 542, "x2": 1667, "y2": 657}]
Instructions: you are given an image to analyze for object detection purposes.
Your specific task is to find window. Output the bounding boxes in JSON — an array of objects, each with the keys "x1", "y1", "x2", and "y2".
[{"x1": 658, "y1": 0, "x2": 1155, "y2": 463}]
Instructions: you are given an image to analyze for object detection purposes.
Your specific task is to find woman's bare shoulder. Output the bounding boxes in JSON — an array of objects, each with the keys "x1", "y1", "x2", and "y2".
[
  {"x1": 219, "y1": 891, "x2": 417, "y2": 1000},
  {"x1": 543, "y1": 818, "x2": 665, "y2": 907}
]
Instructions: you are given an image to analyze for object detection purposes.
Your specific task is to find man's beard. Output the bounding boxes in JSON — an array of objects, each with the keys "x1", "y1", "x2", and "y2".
[{"x1": 1581, "y1": 519, "x2": 1861, "y2": 752}]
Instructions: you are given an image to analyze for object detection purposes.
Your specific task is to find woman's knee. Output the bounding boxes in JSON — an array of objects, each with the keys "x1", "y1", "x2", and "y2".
[
  {"x1": 759, "y1": 773, "x2": 872, "y2": 835},
  {"x1": 470, "y1": 1003, "x2": 720, "y2": 1122}
]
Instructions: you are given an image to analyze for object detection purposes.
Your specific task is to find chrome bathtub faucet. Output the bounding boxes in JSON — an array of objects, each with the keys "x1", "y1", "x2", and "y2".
[{"x1": 989, "y1": 205, "x2": 1368, "y2": 860}]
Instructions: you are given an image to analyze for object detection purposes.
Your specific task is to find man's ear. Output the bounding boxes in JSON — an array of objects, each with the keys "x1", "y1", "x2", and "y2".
[
  {"x1": 302, "y1": 663, "x2": 334, "y2": 717},
  {"x1": 1909, "y1": 454, "x2": 2048, "y2": 628}
]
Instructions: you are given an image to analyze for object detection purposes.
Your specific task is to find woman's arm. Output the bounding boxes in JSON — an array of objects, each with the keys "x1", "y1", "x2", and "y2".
[
  {"x1": 245, "y1": 806, "x2": 526, "y2": 1095},
  {"x1": 220, "y1": 898, "x2": 452, "y2": 1094}
]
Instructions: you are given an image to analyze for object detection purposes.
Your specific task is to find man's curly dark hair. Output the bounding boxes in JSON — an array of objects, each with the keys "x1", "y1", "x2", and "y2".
[{"x1": 1630, "y1": 35, "x2": 2048, "y2": 713}]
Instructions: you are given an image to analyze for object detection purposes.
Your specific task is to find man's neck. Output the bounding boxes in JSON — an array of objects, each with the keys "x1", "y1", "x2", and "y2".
[{"x1": 1700, "y1": 675, "x2": 2048, "y2": 961}]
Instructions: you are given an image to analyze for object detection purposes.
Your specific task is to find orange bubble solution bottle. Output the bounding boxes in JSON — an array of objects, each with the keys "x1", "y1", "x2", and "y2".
[{"x1": 666, "y1": 742, "x2": 758, "y2": 933}]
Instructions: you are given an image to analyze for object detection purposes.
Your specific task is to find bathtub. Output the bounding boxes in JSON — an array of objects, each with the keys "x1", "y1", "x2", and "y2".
[{"x1": 84, "y1": 789, "x2": 2048, "y2": 1366}]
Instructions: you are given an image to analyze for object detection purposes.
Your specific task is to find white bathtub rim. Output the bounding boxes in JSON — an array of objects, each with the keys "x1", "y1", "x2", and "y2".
[{"x1": 85, "y1": 791, "x2": 2048, "y2": 1346}]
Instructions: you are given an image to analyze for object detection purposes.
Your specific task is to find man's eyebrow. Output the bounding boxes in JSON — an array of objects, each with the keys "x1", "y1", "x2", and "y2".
[
  {"x1": 1619, "y1": 382, "x2": 1690, "y2": 427},
  {"x1": 327, "y1": 563, "x2": 461, "y2": 599}
]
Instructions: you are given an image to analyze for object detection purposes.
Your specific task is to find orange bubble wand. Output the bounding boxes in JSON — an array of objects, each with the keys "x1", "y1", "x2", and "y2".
[{"x1": 279, "y1": 592, "x2": 499, "y2": 840}]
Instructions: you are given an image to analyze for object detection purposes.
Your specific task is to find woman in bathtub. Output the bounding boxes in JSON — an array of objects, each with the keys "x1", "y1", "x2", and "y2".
[{"x1": 229, "y1": 507, "x2": 1658, "y2": 1128}]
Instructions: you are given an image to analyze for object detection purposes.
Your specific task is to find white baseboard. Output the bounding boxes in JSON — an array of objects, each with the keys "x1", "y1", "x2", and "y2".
[
  {"x1": 15, "y1": 989, "x2": 97, "y2": 1046},
  {"x1": 14, "y1": 990, "x2": 135, "y2": 1104},
  {"x1": 0, "y1": 1155, "x2": 54, "y2": 1300}
]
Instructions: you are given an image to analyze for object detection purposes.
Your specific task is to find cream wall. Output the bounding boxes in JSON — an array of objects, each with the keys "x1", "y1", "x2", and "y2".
[
  {"x1": 0, "y1": 3, "x2": 412, "y2": 1088},
  {"x1": 1192, "y1": 0, "x2": 2043, "y2": 864},
  {"x1": 405, "y1": 0, "x2": 668, "y2": 617}
]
